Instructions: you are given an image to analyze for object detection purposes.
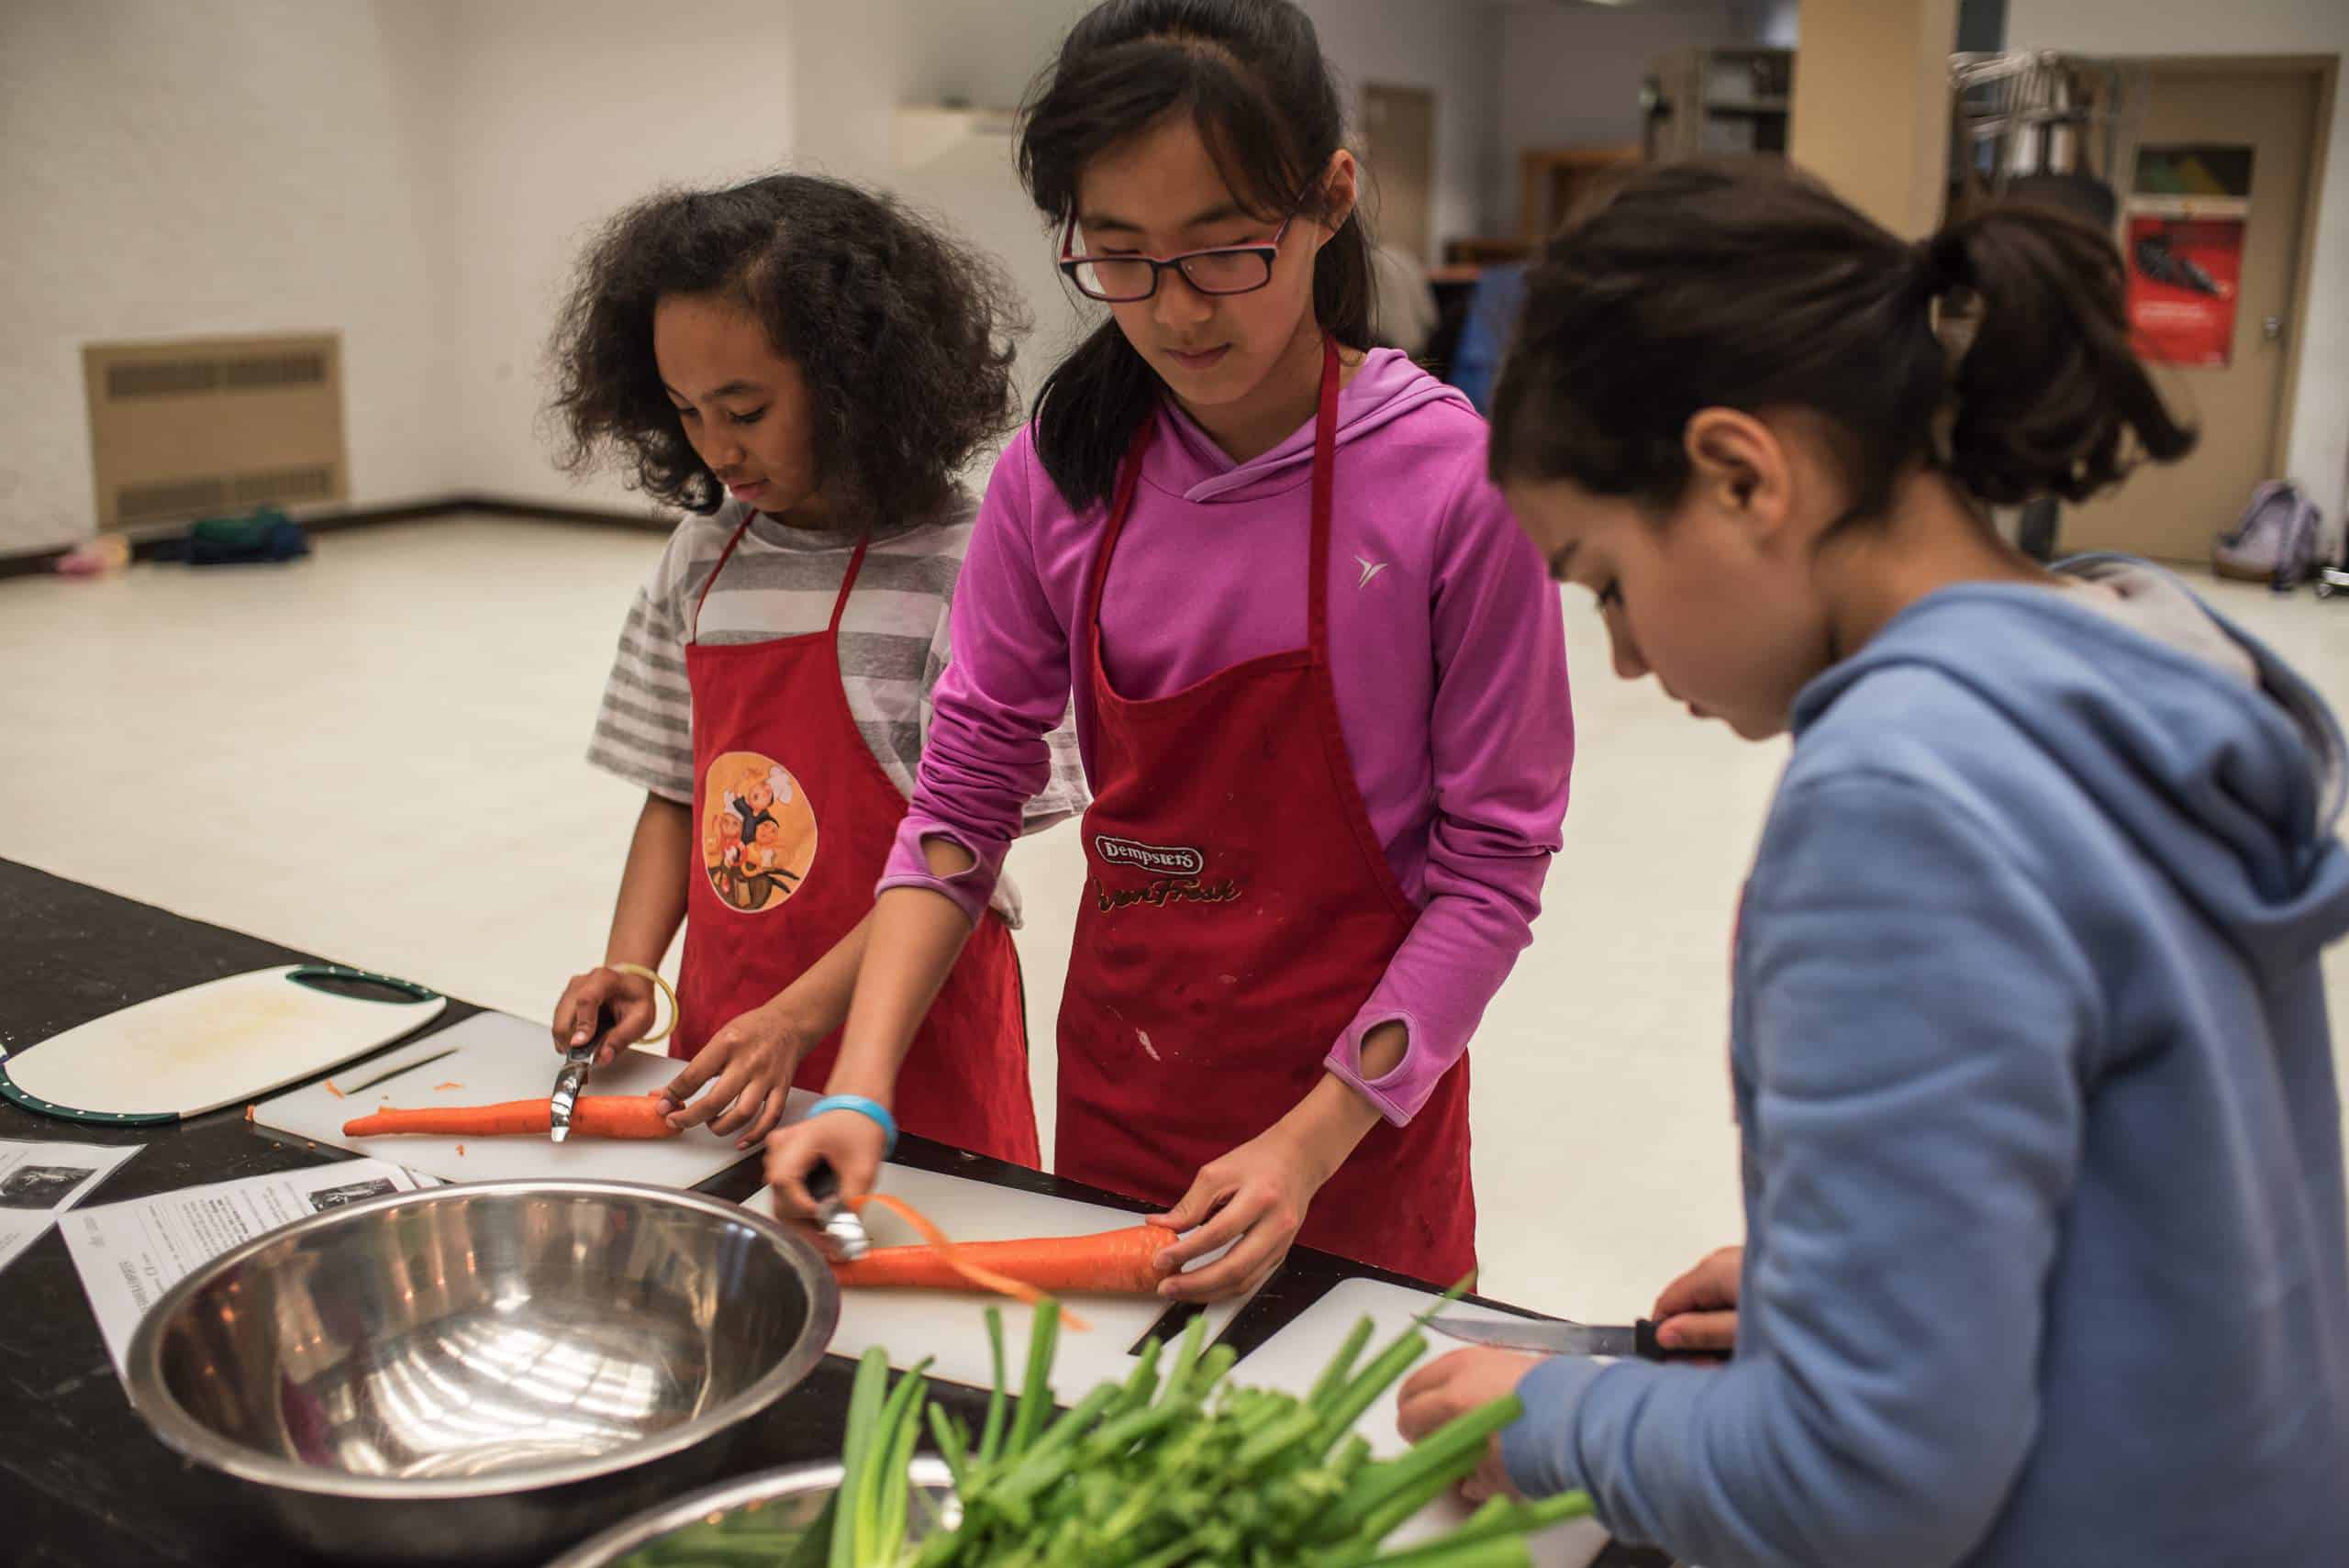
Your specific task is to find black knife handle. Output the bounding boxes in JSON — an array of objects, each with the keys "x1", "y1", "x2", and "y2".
[
  {"x1": 1636, "y1": 1318, "x2": 1728, "y2": 1362},
  {"x1": 805, "y1": 1157, "x2": 841, "y2": 1207}
]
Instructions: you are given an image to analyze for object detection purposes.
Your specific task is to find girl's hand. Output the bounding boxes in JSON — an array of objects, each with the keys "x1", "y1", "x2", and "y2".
[
  {"x1": 1149, "y1": 1127, "x2": 1330, "y2": 1302},
  {"x1": 551, "y1": 966, "x2": 657, "y2": 1067},
  {"x1": 660, "y1": 999, "x2": 815, "y2": 1147},
  {"x1": 1397, "y1": 1348, "x2": 1542, "y2": 1503},
  {"x1": 1652, "y1": 1244, "x2": 1742, "y2": 1356},
  {"x1": 765, "y1": 1107, "x2": 888, "y2": 1224}
]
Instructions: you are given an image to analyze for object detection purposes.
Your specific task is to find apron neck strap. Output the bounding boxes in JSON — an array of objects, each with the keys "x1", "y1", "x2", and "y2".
[
  {"x1": 691, "y1": 517, "x2": 874, "y2": 643},
  {"x1": 1305, "y1": 337, "x2": 1340, "y2": 646},
  {"x1": 1085, "y1": 413, "x2": 1158, "y2": 625},
  {"x1": 1085, "y1": 336, "x2": 1343, "y2": 641},
  {"x1": 828, "y1": 537, "x2": 873, "y2": 634},
  {"x1": 690, "y1": 514, "x2": 759, "y2": 645}
]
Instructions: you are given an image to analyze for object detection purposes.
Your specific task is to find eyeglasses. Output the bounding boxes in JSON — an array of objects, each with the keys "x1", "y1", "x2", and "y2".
[{"x1": 1058, "y1": 211, "x2": 1300, "y2": 303}]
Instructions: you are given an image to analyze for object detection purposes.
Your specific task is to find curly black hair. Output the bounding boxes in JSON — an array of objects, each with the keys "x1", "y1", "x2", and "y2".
[{"x1": 549, "y1": 173, "x2": 1027, "y2": 523}]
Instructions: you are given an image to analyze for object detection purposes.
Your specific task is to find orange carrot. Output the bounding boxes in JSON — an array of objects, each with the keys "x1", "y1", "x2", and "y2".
[
  {"x1": 323, "y1": 1079, "x2": 346, "y2": 1099},
  {"x1": 432, "y1": 1081, "x2": 462, "y2": 1091},
  {"x1": 340, "y1": 1095, "x2": 678, "y2": 1139},
  {"x1": 833, "y1": 1218, "x2": 1176, "y2": 1298},
  {"x1": 848, "y1": 1194, "x2": 1089, "y2": 1330}
]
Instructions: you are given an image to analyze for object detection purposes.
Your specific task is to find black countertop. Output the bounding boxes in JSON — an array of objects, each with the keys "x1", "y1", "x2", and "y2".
[{"x1": 0, "y1": 859, "x2": 1663, "y2": 1567}]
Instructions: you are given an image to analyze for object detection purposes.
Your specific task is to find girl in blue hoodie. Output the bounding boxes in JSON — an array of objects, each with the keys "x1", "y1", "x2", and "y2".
[{"x1": 1399, "y1": 162, "x2": 2349, "y2": 1565}]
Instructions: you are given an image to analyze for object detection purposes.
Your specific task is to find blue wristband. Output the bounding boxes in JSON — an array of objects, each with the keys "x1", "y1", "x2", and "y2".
[{"x1": 807, "y1": 1094, "x2": 898, "y2": 1156}]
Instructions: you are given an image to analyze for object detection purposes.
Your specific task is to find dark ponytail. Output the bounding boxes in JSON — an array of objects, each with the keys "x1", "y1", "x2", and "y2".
[
  {"x1": 1488, "y1": 161, "x2": 2194, "y2": 520},
  {"x1": 1017, "y1": 0, "x2": 1373, "y2": 509}
]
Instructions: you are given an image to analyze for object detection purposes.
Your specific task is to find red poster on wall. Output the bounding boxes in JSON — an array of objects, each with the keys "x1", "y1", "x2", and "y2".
[{"x1": 2126, "y1": 215, "x2": 2243, "y2": 368}]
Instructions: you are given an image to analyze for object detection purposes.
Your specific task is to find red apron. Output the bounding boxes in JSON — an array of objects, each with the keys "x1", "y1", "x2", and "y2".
[
  {"x1": 1054, "y1": 343, "x2": 1476, "y2": 1284},
  {"x1": 675, "y1": 525, "x2": 1039, "y2": 1166}
]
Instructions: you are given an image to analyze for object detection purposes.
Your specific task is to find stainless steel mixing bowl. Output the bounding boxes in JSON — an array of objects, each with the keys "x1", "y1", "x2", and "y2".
[
  {"x1": 124, "y1": 1178, "x2": 838, "y2": 1564},
  {"x1": 544, "y1": 1457, "x2": 959, "y2": 1568}
]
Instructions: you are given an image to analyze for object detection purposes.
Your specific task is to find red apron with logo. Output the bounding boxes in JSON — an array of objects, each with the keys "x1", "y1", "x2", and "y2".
[
  {"x1": 1053, "y1": 345, "x2": 1475, "y2": 1284},
  {"x1": 675, "y1": 526, "x2": 1038, "y2": 1166}
]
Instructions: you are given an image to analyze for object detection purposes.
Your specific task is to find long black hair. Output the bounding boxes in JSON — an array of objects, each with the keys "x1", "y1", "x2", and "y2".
[
  {"x1": 1489, "y1": 161, "x2": 2194, "y2": 522},
  {"x1": 1018, "y1": 0, "x2": 1373, "y2": 509},
  {"x1": 549, "y1": 173, "x2": 1024, "y2": 525}
]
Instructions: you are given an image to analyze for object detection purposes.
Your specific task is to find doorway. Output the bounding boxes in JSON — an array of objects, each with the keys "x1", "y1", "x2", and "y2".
[
  {"x1": 2061, "y1": 59, "x2": 2332, "y2": 563},
  {"x1": 1360, "y1": 83, "x2": 1436, "y2": 264}
]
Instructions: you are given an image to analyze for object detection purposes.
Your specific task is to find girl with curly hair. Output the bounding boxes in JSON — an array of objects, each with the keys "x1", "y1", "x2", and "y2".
[
  {"x1": 546, "y1": 173, "x2": 1085, "y2": 1166},
  {"x1": 766, "y1": 0, "x2": 1575, "y2": 1299}
]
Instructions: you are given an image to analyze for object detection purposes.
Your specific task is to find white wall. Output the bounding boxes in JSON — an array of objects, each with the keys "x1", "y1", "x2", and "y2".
[
  {"x1": 2008, "y1": 0, "x2": 2349, "y2": 527},
  {"x1": 1298, "y1": 0, "x2": 1507, "y2": 249},
  {"x1": 0, "y1": 0, "x2": 459, "y2": 554},
  {"x1": 440, "y1": 0, "x2": 798, "y2": 509},
  {"x1": 1496, "y1": 0, "x2": 1775, "y2": 207}
]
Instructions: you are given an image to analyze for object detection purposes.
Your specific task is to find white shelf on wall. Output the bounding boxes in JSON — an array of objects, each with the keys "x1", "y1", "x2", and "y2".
[{"x1": 893, "y1": 105, "x2": 1019, "y2": 170}]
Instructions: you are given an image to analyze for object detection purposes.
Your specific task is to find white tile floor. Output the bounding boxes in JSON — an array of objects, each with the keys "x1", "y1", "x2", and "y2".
[{"x1": 5, "y1": 515, "x2": 2344, "y2": 1318}]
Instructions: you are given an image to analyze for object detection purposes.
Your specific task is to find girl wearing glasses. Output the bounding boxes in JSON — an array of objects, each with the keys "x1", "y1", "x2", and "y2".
[
  {"x1": 546, "y1": 174, "x2": 1085, "y2": 1165},
  {"x1": 767, "y1": 0, "x2": 1574, "y2": 1298}
]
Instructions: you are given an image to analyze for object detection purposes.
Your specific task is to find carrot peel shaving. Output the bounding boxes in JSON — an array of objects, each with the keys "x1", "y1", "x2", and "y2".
[{"x1": 848, "y1": 1193, "x2": 1093, "y2": 1332}]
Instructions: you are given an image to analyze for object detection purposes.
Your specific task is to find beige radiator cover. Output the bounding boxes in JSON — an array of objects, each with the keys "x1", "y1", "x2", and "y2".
[{"x1": 82, "y1": 331, "x2": 349, "y2": 532}]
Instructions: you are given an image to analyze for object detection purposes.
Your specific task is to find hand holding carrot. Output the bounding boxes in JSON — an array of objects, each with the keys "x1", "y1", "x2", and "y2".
[
  {"x1": 551, "y1": 965, "x2": 658, "y2": 1067},
  {"x1": 661, "y1": 995, "x2": 816, "y2": 1148},
  {"x1": 1150, "y1": 1123, "x2": 1330, "y2": 1303},
  {"x1": 1651, "y1": 1244, "x2": 1742, "y2": 1356}
]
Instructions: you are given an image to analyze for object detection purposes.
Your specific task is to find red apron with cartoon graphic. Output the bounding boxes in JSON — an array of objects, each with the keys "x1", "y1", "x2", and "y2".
[
  {"x1": 1053, "y1": 344, "x2": 1475, "y2": 1284},
  {"x1": 675, "y1": 527, "x2": 1039, "y2": 1166}
]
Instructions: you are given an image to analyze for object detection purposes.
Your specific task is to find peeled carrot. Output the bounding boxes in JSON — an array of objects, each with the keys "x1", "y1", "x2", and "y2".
[
  {"x1": 849, "y1": 1193, "x2": 1088, "y2": 1329},
  {"x1": 833, "y1": 1220, "x2": 1177, "y2": 1296},
  {"x1": 341, "y1": 1095, "x2": 678, "y2": 1139}
]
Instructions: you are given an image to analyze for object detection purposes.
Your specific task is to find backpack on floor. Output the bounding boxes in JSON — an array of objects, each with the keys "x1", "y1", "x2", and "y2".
[{"x1": 2214, "y1": 481, "x2": 2324, "y2": 590}]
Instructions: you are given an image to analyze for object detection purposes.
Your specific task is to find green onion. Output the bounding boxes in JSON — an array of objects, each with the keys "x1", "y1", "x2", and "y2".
[
  {"x1": 978, "y1": 1307, "x2": 1009, "y2": 1470},
  {"x1": 1006, "y1": 1299, "x2": 1061, "y2": 1459}
]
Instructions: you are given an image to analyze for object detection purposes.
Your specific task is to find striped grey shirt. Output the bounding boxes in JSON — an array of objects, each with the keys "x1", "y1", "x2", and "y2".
[{"x1": 587, "y1": 491, "x2": 1086, "y2": 923}]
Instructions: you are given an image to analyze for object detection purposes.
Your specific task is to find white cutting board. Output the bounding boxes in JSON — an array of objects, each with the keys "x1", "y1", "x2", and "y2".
[
  {"x1": 747, "y1": 1162, "x2": 1252, "y2": 1395},
  {"x1": 1238, "y1": 1277, "x2": 1614, "y2": 1567},
  {"x1": 258, "y1": 1010, "x2": 774, "y2": 1188},
  {"x1": 1, "y1": 965, "x2": 448, "y2": 1125}
]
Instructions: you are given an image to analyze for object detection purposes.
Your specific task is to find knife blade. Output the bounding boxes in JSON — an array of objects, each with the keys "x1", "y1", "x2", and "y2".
[
  {"x1": 805, "y1": 1157, "x2": 870, "y2": 1261},
  {"x1": 1428, "y1": 1314, "x2": 1698, "y2": 1362},
  {"x1": 551, "y1": 1002, "x2": 620, "y2": 1144},
  {"x1": 549, "y1": 1046, "x2": 593, "y2": 1143}
]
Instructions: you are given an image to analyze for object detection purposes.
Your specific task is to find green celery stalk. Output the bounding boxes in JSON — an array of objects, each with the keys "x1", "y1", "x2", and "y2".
[
  {"x1": 1161, "y1": 1309, "x2": 1208, "y2": 1404},
  {"x1": 1119, "y1": 1336, "x2": 1164, "y2": 1412},
  {"x1": 1308, "y1": 1317, "x2": 1377, "y2": 1412},
  {"x1": 1313, "y1": 1331, "x2": 1428, "y2": 1456},
  {"x1": 1364, "y1": 1537, "x2": 1533, "y2": 1568},
  {"x1": 1320, "y1": 1396, "x2": 1522, "y2": 1542}
]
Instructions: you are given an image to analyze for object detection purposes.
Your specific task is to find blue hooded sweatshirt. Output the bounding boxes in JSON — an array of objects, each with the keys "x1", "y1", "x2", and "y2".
[{"x1": 1502, "y1": 562, "x2": 2349, "y2": 1566}]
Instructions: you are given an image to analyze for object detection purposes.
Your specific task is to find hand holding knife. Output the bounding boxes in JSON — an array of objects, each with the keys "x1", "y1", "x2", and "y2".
[{"x1": 550, "y1": 1002, "x2": 616, "y2": 1144}]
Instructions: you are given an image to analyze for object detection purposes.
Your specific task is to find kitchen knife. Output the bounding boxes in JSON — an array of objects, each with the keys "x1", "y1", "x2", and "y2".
[
  {"x1": 549, "y1": 1003, "x2": 614, "y2": 1143},
  {"x1": 1428, "y1": 1314, "x2": 1712, "y2": 1362}
]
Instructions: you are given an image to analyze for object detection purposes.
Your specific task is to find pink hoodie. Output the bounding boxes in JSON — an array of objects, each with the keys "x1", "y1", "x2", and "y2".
[{"x1": 881, "y1": 349, "x2": 1574, "y2": 1122}]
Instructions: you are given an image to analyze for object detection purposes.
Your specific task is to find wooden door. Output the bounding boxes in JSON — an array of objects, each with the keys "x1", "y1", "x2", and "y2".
[
  {"x1": 1361, "y1": 83, "x2": 1435, "y2": 263},
  {"x1": 2062, "y1": 63, "x2": 2323, "y2": 562}
]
